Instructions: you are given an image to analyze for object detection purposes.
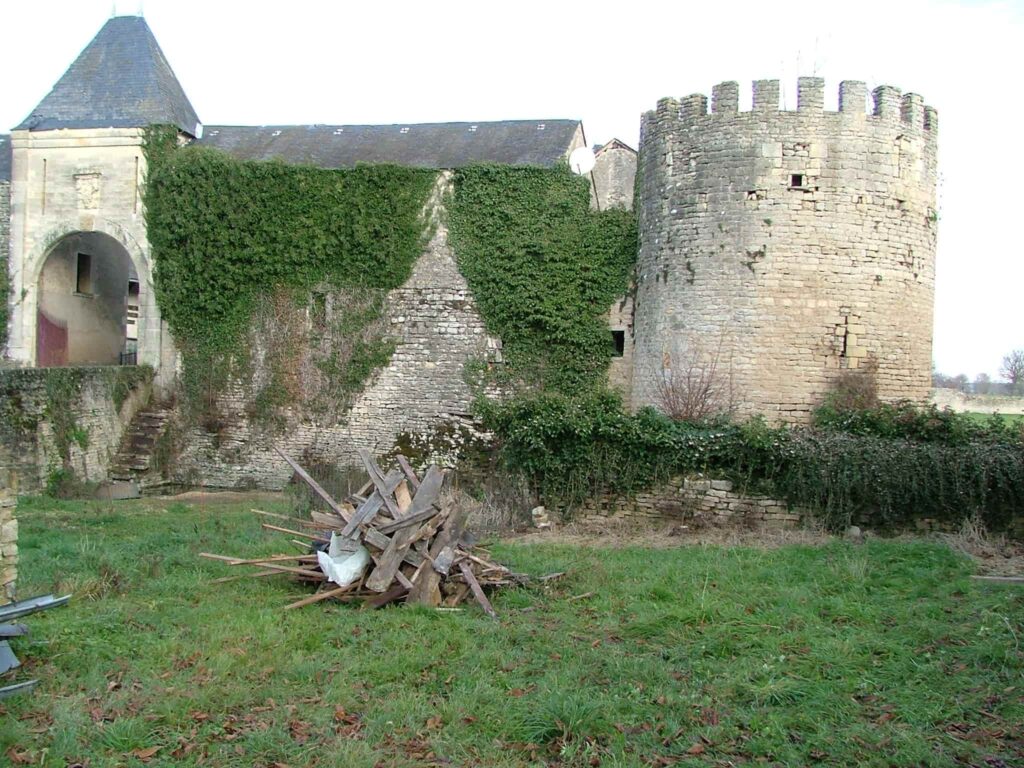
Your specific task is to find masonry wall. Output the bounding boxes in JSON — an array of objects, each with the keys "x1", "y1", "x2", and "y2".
[
  {"x1": 172, "y1": 180, "x2": 502, "y2": 489},
  {"x1": 633, "y1": 79, "x2": 938, "y2": 423},
  {"x1": 931, "y1": 388, "x2": 1024, "y2": 415},
  {"x1": 591, "y1": 142, "x2": 637, "y2": 211},
  {"x1": 0, "y1": 367, "x2": 151, "y2": 491},
  {"x1": 0, "y1": 489, "x2": 15, "y2": 602},
  {"x1": 574, "y1": 476, "x2": 804, "y2": 530},
  {"x1": 5, "y1": 129, "x2": 175, "y2": 389},
  {"x1": 0, "y1": 177, "x2": 10, "y2": 351}
]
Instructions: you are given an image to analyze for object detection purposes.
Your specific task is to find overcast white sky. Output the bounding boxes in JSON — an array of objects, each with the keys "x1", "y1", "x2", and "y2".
[{"x1": 2, "y1": 0, "x2": 1020, "y2": 379}]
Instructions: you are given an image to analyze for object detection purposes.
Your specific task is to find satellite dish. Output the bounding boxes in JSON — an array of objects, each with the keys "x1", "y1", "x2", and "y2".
[{"x1": 569, "y1": 146, "x2": 596, "y2": 175}]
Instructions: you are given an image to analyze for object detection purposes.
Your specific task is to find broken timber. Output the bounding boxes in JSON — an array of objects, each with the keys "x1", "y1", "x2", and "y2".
[{"x1": 201, "y1": 452, "x2": 523, "y2": 615}]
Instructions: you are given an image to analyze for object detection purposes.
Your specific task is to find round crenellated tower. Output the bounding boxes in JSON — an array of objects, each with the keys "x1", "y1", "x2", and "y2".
[{"x1": 632, "y1": 78, "x2": 938, "y2": 422}]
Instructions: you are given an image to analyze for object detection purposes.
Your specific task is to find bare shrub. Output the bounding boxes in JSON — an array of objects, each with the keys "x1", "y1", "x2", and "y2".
[
  {"x1": 825, "y1": 357, "x2": 879, "y2": 411},
  {"x1": 654, "y1": 339, "x2": 735, "y2": 422}
]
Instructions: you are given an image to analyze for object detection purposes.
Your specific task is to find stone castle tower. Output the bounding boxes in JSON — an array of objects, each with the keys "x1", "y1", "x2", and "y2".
[{"x1": 631, "y1": 78, "x2": 938, "y2": 422}]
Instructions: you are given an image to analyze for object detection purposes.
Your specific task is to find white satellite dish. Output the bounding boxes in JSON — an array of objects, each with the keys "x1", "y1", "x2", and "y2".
[{"x1": 569, "y1": 146, "x2": 596, "y2": 176}]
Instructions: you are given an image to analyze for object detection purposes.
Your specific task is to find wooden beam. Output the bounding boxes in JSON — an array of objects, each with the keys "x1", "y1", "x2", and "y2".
[{"x1": 276, "y1": 449, "x2": 352, "y2": 523}]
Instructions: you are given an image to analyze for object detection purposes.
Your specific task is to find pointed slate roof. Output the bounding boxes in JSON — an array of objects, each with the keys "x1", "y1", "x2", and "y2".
[
  {"x1": 196, "y1": 120, "x2": 582, "y2": 169},
  {"x1": 16, "y1": 16, "x2": 199, "y2": 136}
]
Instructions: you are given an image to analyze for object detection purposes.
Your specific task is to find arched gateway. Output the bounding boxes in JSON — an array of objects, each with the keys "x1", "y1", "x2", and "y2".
[{"x1": 35, "y1": 231, "x2": 139, "y2": 366}]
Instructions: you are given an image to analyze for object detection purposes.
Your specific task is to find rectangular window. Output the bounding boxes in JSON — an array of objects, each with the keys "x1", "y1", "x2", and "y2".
[
  {"x1": 789, "y1": 174, "x2": 805, "y2": 189},
  {"x1": 611, "y1": 330, "x2": 626, "y2": 357},
  {"x1": 76, "y1": 253, "x2": 92, "y2": 294}
]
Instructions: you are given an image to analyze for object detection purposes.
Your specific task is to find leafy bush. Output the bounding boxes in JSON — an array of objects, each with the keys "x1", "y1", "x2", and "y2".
[{"x1": 484, "y1": 389, "x2": 1024, "y2": 532}]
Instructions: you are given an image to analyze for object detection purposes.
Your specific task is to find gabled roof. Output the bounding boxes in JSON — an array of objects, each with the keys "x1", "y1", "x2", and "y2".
[
  {"x1": 0, "y1": 136, "x2": 10, "y2": 182},
  {"x1": 595, "y1": 138, "x2": 637, "y2": 155},
  {"x1": 195, "y1": 120, "x2": 581, "y2": 169},
  {"x1": 16, "y1": 16, "x2": 200, "y2": 136}
]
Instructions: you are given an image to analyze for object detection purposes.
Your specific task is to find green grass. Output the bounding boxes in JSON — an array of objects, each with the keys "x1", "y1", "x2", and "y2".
[
  {"x1": 1, "y1": 497, "x2": 1022, "y2": 767},
  {"x1": 963, "y1": 411, "x2": 1024, "y2": 426}
]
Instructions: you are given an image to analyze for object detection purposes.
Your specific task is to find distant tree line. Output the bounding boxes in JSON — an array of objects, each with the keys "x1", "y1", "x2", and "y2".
[{"x1": 933, "y1": 349, "x2": 1024, "y2": 395}]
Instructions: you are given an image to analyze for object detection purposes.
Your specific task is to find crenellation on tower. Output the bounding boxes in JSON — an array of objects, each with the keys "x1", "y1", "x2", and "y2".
[
  {"x1": 712, "y1": 81, "x2": 739, "y2": 114},
  {"x1": 753, "y1": 79, "x2": 781, "y2": 111},
  {"x1": 797, "y1": 77, "x2": 825, "y2": 112},
  {"x1": 872, "y1": 85, "x2": 902, "y2": 120},
  {"x1": 633, "y1": 77, "x2": 939, "y2": 423},
  {"x1": 839, "y1": 80, "x2": 867, "y2": 113}
]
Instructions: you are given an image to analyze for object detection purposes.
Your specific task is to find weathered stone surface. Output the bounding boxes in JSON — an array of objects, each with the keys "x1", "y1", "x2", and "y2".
[
  {"x1": 574, "y1": 474, "x2": 806, "y2": 530},
  {"x1": 172, "y1": 176, "x2": 503, "y2": 489},
  {"x1": 0, "y1": 488, "x2": 17, "y2": 602},
  {"x1": 0, "y1": 367, "x2": 150, "y2": 491},
  {"x1": 633, "y1": 79, "x2": 938, "y2": 423}
]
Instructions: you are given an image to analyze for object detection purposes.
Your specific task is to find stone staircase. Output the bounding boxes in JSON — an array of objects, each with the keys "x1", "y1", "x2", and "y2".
[{"x1": 109, "y1": 402, "x2": 174, "y2": 483}]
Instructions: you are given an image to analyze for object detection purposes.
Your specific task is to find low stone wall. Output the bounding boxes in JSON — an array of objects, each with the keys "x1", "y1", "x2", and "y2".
[
  {"x1": 0, "y1": 488, "x2": 16, "y2": 602},
  {"x1": 0, "y1": 366, "x2": 152, "y2": 492},
  {"x1": 574, "y1": 476, "x2": 804, "y2": 530}
]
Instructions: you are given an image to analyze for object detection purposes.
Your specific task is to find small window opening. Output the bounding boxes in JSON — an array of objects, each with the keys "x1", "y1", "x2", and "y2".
[
  {"x1": 76, "y1": 253, "x2": 92, "y2": 295},
  {"x1": 789, "y1": 174, "x2": 804, "y2": 189},
  {"x1": 611, "y1": 330, "x2": 626, "y2": 357}
]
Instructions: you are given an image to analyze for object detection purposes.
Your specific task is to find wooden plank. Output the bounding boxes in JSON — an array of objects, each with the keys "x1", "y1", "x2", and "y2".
[
  {"x1": 358, "y1": 449, "x2": 403, "y2": 519},
  {"x1": 375, "y1": 505, "x2": 443, "y2": 535},
  {"x1": 394, "y1": 480, "x2": 412, "y2": 514},
  {"x1": 340, "y1": 469, "x2": 403, "y2": 538},
  {"x1": 261, "y1": 523, "x2": 328, "y2": 543},
  {"x1": 972, "y1": 575, "x2": 1024, "y2": 584},
  {"x1": 364, "y1": 467, "x2": 444, "y2": 592},
  {"x1": 212, "y1": 569, "x2": 279, "y2": 584},
  {"x1": 276, "y1": 449, "x2": 352, "y2": 523},
  {"x1": 201, "y1": 553, "x2": 325, "y2": 580},
  {"x1": 395, "y1": 454, "x2": 421, "y2": 489},
  {"x1": 310, "y1": 511, "x2": 347, "y2": 529},
  {"x1": 284, "y1": 585, "x2": 353, "y2": 611},
  {"x1": 409, "y1": 503, "x2": 467, "y2": 604},
  {"x1": 459, "y1": 561, "x2": 498, "y2": 619},
  {"x1": 363, "y1": 583, "x2": 408, "y2": 609}
]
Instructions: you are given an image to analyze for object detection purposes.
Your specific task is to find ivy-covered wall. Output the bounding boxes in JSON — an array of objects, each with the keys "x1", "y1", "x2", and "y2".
[
  {"x1": 0, "y1": 366, "x2": 153, "y2": 492},
  {"x1": 142, "y1": 130, "x2": 640, "y2": 488}
]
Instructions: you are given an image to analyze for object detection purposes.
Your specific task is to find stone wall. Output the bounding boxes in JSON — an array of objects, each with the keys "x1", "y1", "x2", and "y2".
[
  {"x1": 1, "y1": 170, "x2": 10, "y2": 351},
  {"x1": 931, "y1": 388, "x2": 1024, "y2": 415},
  {"x1": 4, "y1": 128, "x2": 176, "y2": 390},
  {"x1": 574, "y1": 476, "x2": 804, "y2": 530},
  {"x1": 0, "y1": 488, "x2": 15, "y2": 602},
  {"x1": 591, "y1": 140, "x2": 637, "y2": 211},
  {"x1": 0, "y1": 366, "x2": 152, "y2": 492},
  {"x1": 633, "y1": 78, "x2": 938, "y2": 423},
  {"x1": 172, "y1": 176, "x2": 503, "y2": 489}
]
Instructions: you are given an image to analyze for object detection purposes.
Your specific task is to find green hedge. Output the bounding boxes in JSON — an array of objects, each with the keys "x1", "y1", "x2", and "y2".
[{"x1": 483, "y1": 390, "x2": 1024, "y2": 532}]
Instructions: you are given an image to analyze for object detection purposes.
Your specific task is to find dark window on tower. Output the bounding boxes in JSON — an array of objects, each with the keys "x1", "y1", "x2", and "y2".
[
  {"x1": 76, "y1": 253, "x2": 92, "y2": 294},
  {"x1": 789, "y1": 174, "x2": 804, "y2": 189},
  {"x1": 611, "y1": 330, "x2": 626, "y2": 357}
]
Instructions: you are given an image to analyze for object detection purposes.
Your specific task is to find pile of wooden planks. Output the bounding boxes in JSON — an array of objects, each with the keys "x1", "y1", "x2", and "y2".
[{"x1": 200, "y1": 449, "x2": 523, "y2": 616}]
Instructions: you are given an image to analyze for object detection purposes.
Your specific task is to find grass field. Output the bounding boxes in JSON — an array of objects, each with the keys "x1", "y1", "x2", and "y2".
[
  {"x1": 962, "y1": 411, "x2": 1024, "y2": 427},
  {"x1": 1, "y1": 496, "x2": 1022, "y2": 767}
]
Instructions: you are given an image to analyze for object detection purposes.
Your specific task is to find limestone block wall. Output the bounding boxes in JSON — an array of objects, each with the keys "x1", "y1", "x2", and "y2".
[
  {"x1": 591, "y1": 140, "x2": 637, "y2": 211},
  {"x1": 574, "y1": 476, "x2": 804, "y2": 530},
  {"x1": 0, "y1": 489, "x2": 16, "y2": 602},
  {"x1": 5, "y1": 129, "x2": 175, "y2": 390},
  {"x1": 0, "y1": 367, "x2": 151, "y2": 491},
  {"x1": 633, "y1": 79, "x2": 938, "y2": 423},
  {"x1": 173, "y1": 184, "x2": 502, "y2": 489},
  {"x1": 1, "y1": 176, "x2": 10, "y2": 351},
  {"x1": 607, "y1": 293, "x2": 635, "y2": 401}
]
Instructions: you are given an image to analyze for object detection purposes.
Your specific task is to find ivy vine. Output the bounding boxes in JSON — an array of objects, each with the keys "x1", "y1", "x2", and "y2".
[
  {"x1": 447, "y1": 164, "x2": 637, "y2": 393},
  {"x1": 143, "y1": 127, "x2": 436, "y2": 422}
]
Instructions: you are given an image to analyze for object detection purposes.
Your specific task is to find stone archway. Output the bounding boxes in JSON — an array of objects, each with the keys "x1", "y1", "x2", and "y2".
[{"x1": 35, "y1": 231, "x2": 137, "y2": 366}]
